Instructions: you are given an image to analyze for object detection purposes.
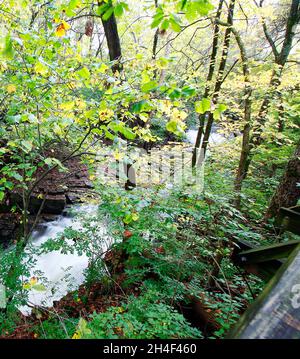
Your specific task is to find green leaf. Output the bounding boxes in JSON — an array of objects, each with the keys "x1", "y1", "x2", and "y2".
[
  {"x1": 76, "y1": 67, "x2": 90, "y2": 79},
  {"x1": 213, "y1": 103, "x2": 227, "y2": 120},
  {"x1": 21, "y1": 140, "x2": 33, "y2": 153},
  {"x1": 161, "y1": 19, "x2": 170, "y2": 31},
  {"x1": 130, "y1": 100, "x2": 153, "y2": 114},
  {"x1": 114, "y1": 4, "x2": 124, "y2": 17},
  {"x1": 0, "y1": 191, "x2": 5, "y2": 202},
  {"x1": 141, "y1": 81, "x2": 158, "y2": 93},
  {"x1": 151, "y1": 16, "x2": 163, "y2": 28},
  {"x1": 120, "y1": 2, "x2": 129, "y2": 11},
  {"x1": 151, "y1": 8, "x2": 164, "y2": 28},
  {"x1": 169, "y1": 17, "x2": 181, "y2": 32},
  {"x1": 124, "y1": 213, "x2": 133, "y2": 224},
  {"x1": 102, "y1": 6, "x2": 114, "y2": 21},
  {"x1": 195, "y1": 98, "x2": 211, "y2": 114},
  {"x1": 169, "y1": 88, "x2": 181, "y2": 100},
  {"x1": 218, "y1": 103, "x2": 227, "y2": 112},
  {"x1": 32, "y1": 284, "x2": 46, "y2": 292},
  {"x1": 97, "y1": 3, "x2": 110, "y2": 16},
  {"x1": 119, "y1": 126, "x2": 136, "y2": 140},
  {"x1": 11, "y1": 172, "x2": 23, "y2": 181},
  {"x1": 2, "y1": 35, "x2": 14, "y2": 60},
  {"x1": 69, "y1": 0, "x2": 79, "y2": 10},
  {"x1": 181, "y1": 0, "x2": 188, "y2": 10},
  {"x1": 166, "y1": 120, "x2": 178, "y2": 133},
  {"x1": 186, "y1": 1, "x2": 214, "y2": 20},
  {"x1": 181, "y1": 86, "x2": 196, "y2": 97}
]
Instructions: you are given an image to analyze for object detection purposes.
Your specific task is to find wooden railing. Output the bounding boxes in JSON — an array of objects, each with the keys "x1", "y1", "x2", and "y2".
[{"x1": 229, "y1": 206, "x2": 300, "y2": 339}]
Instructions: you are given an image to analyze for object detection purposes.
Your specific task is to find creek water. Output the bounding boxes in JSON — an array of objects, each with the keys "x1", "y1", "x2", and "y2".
[
  {"x1": 18, "y1": 204, "x2": 110, "y2": 315},
  {"x1": 185, "y1": 127, "x2": 226, "y2": 146},
  {"x1": 16, "y1": 128, "x2": 226, "y2": 315}
]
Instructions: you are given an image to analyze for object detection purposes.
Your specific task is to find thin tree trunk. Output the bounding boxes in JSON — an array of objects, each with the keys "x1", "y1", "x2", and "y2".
[
  {"x1": 99, "y1": 2, "x2": 136, "y2": 190},
  {"x1": 278, "y1": 98, "x2": 285, "y2": 133},
  {"x1": 100, "y1": 5, "x2": 122, "y2": 73},
  {"x1": 152, "y1": 0, "x2": 159, "y2": 60},
  {"x1": 212, "y1": 20, "x2": 252, "y2": 209},
  {"x1": 201, "y1": 0, "x2": 236, "y2": 157},
  {"x1": 192, "y1": 0, "x2": 224, "y2": 167},
  {"x1": 233, "y1": 0, "x2": 300, "y2": 202}
]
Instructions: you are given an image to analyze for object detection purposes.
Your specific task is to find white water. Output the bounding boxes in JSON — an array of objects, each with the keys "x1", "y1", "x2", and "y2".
[
  {"x1": 19, "y1": 204, "x2": 111, "y2": 315},
  {"x1": 185, "y1": 128, "x2": 226, "y2": 146},
  {"x1": 16, "y1": 129, "x2": 224, "y2": 315}
]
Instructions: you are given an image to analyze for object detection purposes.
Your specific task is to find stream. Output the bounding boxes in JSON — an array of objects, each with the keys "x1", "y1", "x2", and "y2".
[
  {"x1": 16, "y1": 127, "x2": 226, "y2": 315},
  {"x1": 18, "y1": 204, "x2": 110, "y2": 315},
  {"x1": 186, "y1": 127, "x2": 227, "y2": 146}
]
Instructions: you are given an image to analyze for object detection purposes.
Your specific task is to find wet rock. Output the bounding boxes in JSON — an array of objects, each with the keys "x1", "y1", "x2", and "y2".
[
  {"x1": 41, "y1": 214, "x2": 60, "y2": 222},
  {"x1": 0, "y1": 213, "x2": 19, "y2": 247},
  {"x1": 1, "y1": 145, "x2": 95, "y2": 244},
  {"x1": 10, "y1": 193, "x2": 66, "y2": 215},
  {"x1": 10, "y1": 148, "x2": 93, "y2": 214}
]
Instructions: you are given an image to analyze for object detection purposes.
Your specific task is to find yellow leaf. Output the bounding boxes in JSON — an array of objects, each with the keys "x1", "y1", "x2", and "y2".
[
  {"x1": 75, "y1": 99, "x2": 86, "y2": 110},
  {"x1": 59, "y1": 101, "x2": 75, "y2": 111},
  {"x1": 132, "y1": 213, "x2": 139, "y2": 221},
  {"x1": 55, "y1": 25, "x2": 66, "y2": 37},
  {"x1": 99, "y1": 109, "x2": 114, "y2": 121},
  {"x1": 113, "y1": 150, "x2": 124, "y2": 161},
  {"x1": 29, "y1": 277, "x2": 38, "y2": 285},
  {"x1": 62, "y1": 20, "x2": 71, "y2": 30},
  {"x1": 6, "y1": 84, "x2": 16, "y2": 93},
  {"x1": 116, "y1": 306, "x2": 125, "y2": 313},
  {"x1": 72, "y1": 331, "x2": 81, "y2": 339},
  {"x1": 99, "y1": 63, "x2": 109, "y2": 73},
  {"x1": 23, "y1": 282, "x2": 31, "y2": 290},
  {"x1": 55, "y1": 20, "x2": 71, "y2": 37},
  {"x1": 72, "y1": 318, "x2": 91, "y2": 339},
  {"x1": 35, "y1": 62, "x2": 48, "y2": 76}
]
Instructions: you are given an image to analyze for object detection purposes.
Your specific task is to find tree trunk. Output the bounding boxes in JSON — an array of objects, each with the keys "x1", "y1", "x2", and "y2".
[
  {"x1": 99, "y1": 2, "x2": 136, "y2": 190},
  {"x1": 101, "y1": 7, "x2": 122, "y2": 73},
  {"x1": 192, "y1": 0, "x2": 224, "y2": 167},
  {"x1": 152, "y1": 0, "x2": 159, "y2": 60},
  {"x1": 201, "y1": 0, "x2": 236, "y2": 157},
  {"x1": 233, "y1": 0, "x2": 300, "y2": 205},
  {"x1": 265, "y1": 141, "x2": 300, "y2": 220}
]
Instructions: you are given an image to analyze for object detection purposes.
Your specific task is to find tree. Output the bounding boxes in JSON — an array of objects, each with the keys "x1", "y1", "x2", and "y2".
[
  {"x1": 265, "y1": 140, "x2": 300, "y2": 220},
  {"x1": 99, "y1": 1, "x2": 123, "y2": 73},
  {"x1": 192, "y1": 0, "x2": 224, "y2": 167},
  {"x1": 192, "y1": 0, "x2": 236, "y2": 166},
  {"x1": 234, "y1": 0, "x2": 300, "y2": 206}
]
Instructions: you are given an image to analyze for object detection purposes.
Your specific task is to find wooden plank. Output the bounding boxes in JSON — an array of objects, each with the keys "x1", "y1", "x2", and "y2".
[
  {"x1": 236, "y1": 240, "x2": 300, "y2": 264},
  {"x1": 278, "y1": 206, "x2": 300, "y2": 235},
  {"x1": 229, "y1": 244, "x2": 300, "y2": 339},
  {"x1": 232, "y1": 239, "x2": 284, "y2": 280},
  {"x1": 241, "y1": 261, "x2": 283, "y2": 281}
]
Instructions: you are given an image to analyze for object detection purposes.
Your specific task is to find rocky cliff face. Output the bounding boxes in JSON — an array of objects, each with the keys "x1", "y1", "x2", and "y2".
[
  {"x1": 0, "y1": 148, "x2": 93, "y2": 247},
  {"x1": 0, "y1": 213, "x2": 20, "y2": 247}
]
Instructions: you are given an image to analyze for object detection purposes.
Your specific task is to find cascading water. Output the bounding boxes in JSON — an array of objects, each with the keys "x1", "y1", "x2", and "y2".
[
  {"x1": 185, "y1": 126, "x2": 227, "y2": 146},
  {"x1": 18, "y1": 204, "x2": 111, "y2": 315}
]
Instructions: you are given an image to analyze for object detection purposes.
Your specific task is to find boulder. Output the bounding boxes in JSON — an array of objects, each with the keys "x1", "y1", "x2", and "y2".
[
  {"x1": 0, "y1": 213, "x2": 19, "y2": 247},
  {"x1": 10, "y1": 193, "x2": 67, "y2": 215},
  {"x1": 1, "y1": 145, "x2": 94, "y2": 245}
]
